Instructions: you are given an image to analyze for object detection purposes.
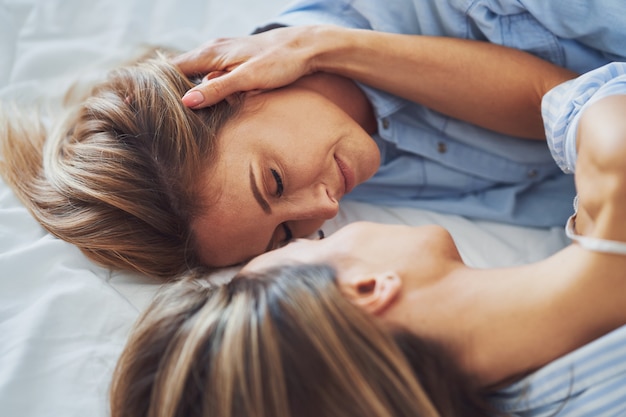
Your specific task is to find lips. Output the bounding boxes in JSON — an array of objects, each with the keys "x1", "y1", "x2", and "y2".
[{"x1": 334, "y1": 155, "x2": 355, "y2": 196}]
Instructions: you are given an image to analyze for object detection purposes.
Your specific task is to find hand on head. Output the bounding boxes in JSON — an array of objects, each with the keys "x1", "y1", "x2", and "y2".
[{"x1": 172, "y1": 26, "x2": 317, "y2": 108}]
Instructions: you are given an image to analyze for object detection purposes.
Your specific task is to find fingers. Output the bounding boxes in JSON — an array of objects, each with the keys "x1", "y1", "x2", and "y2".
[
  {"x1": 181, "y1": 71, "x2": 241, "y2": 108},
  {"x1": 202, "y1": 71, "x2": 227, "y2": 83},
  {"x1": 181, "y1": 90, "x2": 207, "y2": 108},
  {"x1": 172, "y1": 42, "x2": 248, "y2": 108},
  {"x1": 171, "y1": 33, "x2": 299, "y2": 108},
  {"x1": 172, "y1": 49, "x2": 233, "y2": 108},
  {"x1": 171, "y1": 49, "x2": 205, "y2": 75}
]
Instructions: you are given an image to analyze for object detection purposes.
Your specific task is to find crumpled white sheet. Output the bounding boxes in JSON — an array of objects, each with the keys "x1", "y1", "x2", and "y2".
[{"x1": 0, "y1": 1, "x2": 569, "y2": 416}]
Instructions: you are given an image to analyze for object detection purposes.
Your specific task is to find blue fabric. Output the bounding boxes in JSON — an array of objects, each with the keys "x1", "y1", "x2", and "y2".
[
  {"x1": 266, "y1": 0, "x2": 626, "y2": 227},
  {"x1": 542, "y1": 62, "x2": 626, "y2": 174},
  {"x1": 489, "y1": 324, "x2": 626, "y2": 416}
]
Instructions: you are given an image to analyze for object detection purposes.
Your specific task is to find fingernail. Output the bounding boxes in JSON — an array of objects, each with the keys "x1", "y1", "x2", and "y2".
[{"x1": 182, "y1": 91, "x2": 204, "y2": 107}]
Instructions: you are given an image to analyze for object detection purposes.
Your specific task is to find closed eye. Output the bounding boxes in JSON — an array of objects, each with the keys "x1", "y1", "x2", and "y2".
[
  {"x1": 275, "y1": 222, "x2": 293, "y2": 249},
  {"x1": 271, "y1": 168, "x2": 284, "y2": 197},
  {"x1": 282, "y1": 223, "x2": 293, "y2": 242}
]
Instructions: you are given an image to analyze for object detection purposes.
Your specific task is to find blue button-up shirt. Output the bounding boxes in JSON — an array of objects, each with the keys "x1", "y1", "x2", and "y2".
[{"x1": 266, "y1": 0, "x2": 626, "y2": 227}]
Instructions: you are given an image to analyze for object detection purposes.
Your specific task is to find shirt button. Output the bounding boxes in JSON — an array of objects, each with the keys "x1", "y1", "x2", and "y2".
[
  {"x1": 437, "y1": 142, "x2": 447, "y2": 153},
  {"x1": 382, "y1": 118, "x2": 390, "y2": 129},
  {"x1": 527, "y1": 169, "x2": 538, "y2": 178}
]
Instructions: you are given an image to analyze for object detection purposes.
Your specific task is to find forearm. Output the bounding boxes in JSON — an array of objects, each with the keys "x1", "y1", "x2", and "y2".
[{"x1": 309, "y1": 25, "x2": 577, "y2": 139}]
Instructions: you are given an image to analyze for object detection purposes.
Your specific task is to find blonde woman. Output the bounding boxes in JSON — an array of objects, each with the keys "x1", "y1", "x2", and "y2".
[
  {"x1": 110, "y1": 63, "x2": 626, "y2": 417},
  {"x1": 1, "y1": 58, "x2": 240, "y2": 279},
  {"x1": 111, "y1": 263, "x2": 494, "y2": 417},
  {"x1": 4, "y1": 0, "x2": 617, "y2": 278}
]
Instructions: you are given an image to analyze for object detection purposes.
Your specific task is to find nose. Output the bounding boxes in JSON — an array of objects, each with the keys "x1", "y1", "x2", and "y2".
[{"x1": 286, "y1": 183, "x2": 340, "y2": 221}]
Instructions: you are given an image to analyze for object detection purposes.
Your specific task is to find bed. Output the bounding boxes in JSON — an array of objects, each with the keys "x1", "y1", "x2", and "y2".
[{"x1": 0, "y1": 1, "x2": 570, "y2": 416}]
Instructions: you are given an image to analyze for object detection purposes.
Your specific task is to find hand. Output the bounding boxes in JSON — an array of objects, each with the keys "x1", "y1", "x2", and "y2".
[{"x1": 172, "y1": 26, "x2": 318, "y2": 108}]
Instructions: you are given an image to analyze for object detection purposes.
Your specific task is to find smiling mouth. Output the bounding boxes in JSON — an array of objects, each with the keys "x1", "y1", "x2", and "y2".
[{"x1": 335, "y1": 155, "x2": 355, "y2": 195}]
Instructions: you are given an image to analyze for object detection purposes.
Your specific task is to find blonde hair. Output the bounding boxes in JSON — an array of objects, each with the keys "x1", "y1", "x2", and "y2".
[
  {"x1": 110, "y1": 264, "x2": 491, "y2": 417},
  {"x1": 0, "y1": 55, "x2": 239, "y2": 279}
]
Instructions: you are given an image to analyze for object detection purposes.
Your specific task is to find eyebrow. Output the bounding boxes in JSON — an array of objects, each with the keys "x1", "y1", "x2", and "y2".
[{"x1": 249, "y1": 164, "x2": 272, "y2": 214}]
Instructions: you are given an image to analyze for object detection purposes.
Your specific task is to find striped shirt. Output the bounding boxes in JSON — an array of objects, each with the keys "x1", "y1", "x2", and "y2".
[
  {"x1": 490, "y1": 324, "x2": 626, "y2": 416},
  {"x1": 488, "y1": 64, "x2": 626, "y2": 416},
  {"x1": 542, "y1": 62, "x2": 626, "y2": 174}
]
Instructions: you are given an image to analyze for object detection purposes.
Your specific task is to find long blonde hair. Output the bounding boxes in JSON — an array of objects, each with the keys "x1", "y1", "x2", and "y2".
[
  {"x1": 110, "y1": 264, "x2": 491, "y2": 417},
  {"x1": 0, "y1": 55, "x2": 239, "y2": 279}
]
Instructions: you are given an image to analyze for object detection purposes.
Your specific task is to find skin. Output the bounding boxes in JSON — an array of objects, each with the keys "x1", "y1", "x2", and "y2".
[
  {"x1": 177, "y1": 25, "x2": 577, "y2": 266},
  {"x1": 244, "y1": 219, "x2": 626, "y2": 388},
  {"x1": 193, "y1": 74, "x2": 380, "y2": 266},
  {"x1": 243, "y1": 221, "x2": 464, "y2": 305},
  {"x1": 242, "y1": 93, "x2": 626, "y2": 387},
  {"x1": 573, "y1": 94, "x2": 626, "y2": 241},
  {"x1": 174, "y1": 20, "x2": 626, "y2": 389},
  {"x1": 174, "y1": 25, "x2": 576, "y2": 138}
]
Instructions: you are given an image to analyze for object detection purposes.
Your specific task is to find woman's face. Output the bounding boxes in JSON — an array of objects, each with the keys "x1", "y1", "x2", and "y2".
[
  {"x1": 193, "y1": 86, "x2": 380, "y2": 267},
  {"x1": 242, "y1": 221, "x2": 464, "y2": 288}
]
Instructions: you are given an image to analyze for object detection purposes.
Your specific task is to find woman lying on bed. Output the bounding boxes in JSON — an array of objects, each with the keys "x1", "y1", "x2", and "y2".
[
  {"x1": 4, "y1": 0, "x2": 624, "y2": 279},
  {"x1": 110, "y1": 63, "x2": 626, "y2": 417}
]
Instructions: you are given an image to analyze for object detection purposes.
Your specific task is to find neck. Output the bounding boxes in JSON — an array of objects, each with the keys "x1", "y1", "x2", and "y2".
[
  {"x1": 292, "y1": 73, "x2": 377, "y2": 134},
  {"x1": 386, "y1": 246, "x2": 626, "y2": 387}
]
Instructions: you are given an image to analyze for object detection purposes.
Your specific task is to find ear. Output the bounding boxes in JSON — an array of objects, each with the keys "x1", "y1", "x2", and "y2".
[{"x1": 340, "y1": 271, "x2": 401, "y2": 315}]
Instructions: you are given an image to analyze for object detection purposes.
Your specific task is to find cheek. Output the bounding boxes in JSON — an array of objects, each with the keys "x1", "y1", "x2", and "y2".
[
  {"x1": 331, "y1": 125, "x2": 380, "y2": 185},
  {"x1": 363, "y1": 142, "x2": 381, "y2": 179},
  {"x1": 354, "y1": 129, "x2": 381, "y2": 176}
]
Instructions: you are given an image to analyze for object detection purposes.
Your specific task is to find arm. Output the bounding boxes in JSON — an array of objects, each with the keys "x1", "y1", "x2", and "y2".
[
  {"x1": 451, "y1": 245, "x2": 626, "y2": 387},
  {"x1": 174, "y1": 25, "x2": 576, "y2": 139},
  {"x1": 426, "y1": 94, "x2": 626, "y2": 386},
  {"x1": 572, "y1": 94, "x2": 626, "y2": 242}
]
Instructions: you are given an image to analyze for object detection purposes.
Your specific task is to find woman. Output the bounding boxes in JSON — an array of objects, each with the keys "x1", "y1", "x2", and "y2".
[
  {"x1": 110, "y1": 63, "x2": 626, "y2": 416},
  {"x1": 110, "y1": 263, "x2": 494, "y2": 417},
  {"x1": 2, "y1": 0, "x2": 623, "y2": 277},
  {"x1": 0, "y1": 57, "x2": 240, "y2": 278}
]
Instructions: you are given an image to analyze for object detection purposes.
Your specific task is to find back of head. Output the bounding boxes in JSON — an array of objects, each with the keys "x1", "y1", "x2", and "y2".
[
  {"x1": 110, "y1": 264, "x2": 489, "y2": 417},
  {"x1": 0, "y1": 55, "x2": 239, "y2": 279}
]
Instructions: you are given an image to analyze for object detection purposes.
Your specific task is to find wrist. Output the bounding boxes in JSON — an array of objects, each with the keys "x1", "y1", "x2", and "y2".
[{"x1": 307, "y1": 25, "x2": 356, "y2": 75}]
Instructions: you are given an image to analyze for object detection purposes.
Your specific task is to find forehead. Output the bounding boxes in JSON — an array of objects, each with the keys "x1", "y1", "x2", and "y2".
[
  {"x1": 242, "y1": 242, "x2": 336, "y2": 277},
  {"x1": 244, "y1": 223, "x2": 383, "y2": 273}
]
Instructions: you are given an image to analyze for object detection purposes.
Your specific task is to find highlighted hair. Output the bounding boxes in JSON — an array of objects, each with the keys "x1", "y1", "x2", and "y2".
[
  {"x1": 0, "y1": 55, "x2": 239, "y2": 279},
  {"x1": 110, "y1": 264, "x2": 491, "y2": 417}
]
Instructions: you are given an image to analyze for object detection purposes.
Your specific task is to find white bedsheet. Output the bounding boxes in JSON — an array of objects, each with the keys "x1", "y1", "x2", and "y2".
[{"x1": 0, "y1": 1, "x2": 569, "y2": 416}]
